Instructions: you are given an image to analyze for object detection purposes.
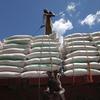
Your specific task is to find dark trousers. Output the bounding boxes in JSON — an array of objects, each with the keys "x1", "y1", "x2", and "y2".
[{"x1": 43, "y1": 89, "x2": 65, "y2": 100}]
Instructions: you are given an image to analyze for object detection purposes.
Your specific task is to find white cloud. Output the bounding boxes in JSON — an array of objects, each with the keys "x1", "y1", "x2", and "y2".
[
  {"x1": 80, "y1": 10, "x2": 100, "y2": 27},
  {"x1": 81, "y1": 14, "x2": 95, "y2": 26},
  {"x1": 59, "y1": 12, "x2": 65, "y2": 18},
  {"x1": 66, "y1": 2, "x2": 77, "y2": 13},
  {"x1": 52, "y1": 18, "x2": 73, "y2": 47},
  {"x1": 96, "y1": 11, "x2": 100, "y2": 22},
  {"x1": 53, "y1": 18, "x2": 73, "y2": 35},
  {"x1": 53, "y1": 17, "x2": 73, "y2": 47}
]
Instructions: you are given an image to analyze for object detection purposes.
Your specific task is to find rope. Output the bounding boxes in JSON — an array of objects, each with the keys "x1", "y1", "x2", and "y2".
[
  {"x1": 68, "y1": 34, "x2": 75, "y2": 84},
  {"x1": 66, "y1": 34, "x2": 75, "y2": 84},
  {"x1": 48, "y1": 37, "x2": 53, "y2": 72},
  {"x1": 58, "y1": 39, "x2": 62, "y2": 74},
  {"x1": 82, "y1": 33, "x2": 93, "y2": 83},
  {"x1": 70, "y1": 36, "x2": 75, "y2": 84},
  {"x1": 92, "y1": 35, "x2": 100, "y2": 63},
  {"x1": 33, "y1": 25, "x2": 44, "y2": 36},
  {"x1": 96, "y1": 46, "x2": 100, "y2": 63},
  {"x1": 38, "y1": 36, "x2": 44, "y2": 100}
]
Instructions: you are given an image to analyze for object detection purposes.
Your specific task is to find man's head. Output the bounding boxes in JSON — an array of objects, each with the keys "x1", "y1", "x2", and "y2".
[
  {"x1": 47, "y1": 70, "x2": 58, "y2": 78},
  {"x1": 47, "y1": 71, "x2": 53, "y2": 78}
]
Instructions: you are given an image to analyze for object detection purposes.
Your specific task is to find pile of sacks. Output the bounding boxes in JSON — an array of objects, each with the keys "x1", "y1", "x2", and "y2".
[
  {"x1": 0, "y1": 32, "x2": 100, "y2": 78},
  {"x1": 0, "y1": 35, "x2": 61, "y2": 78},
  {"x1": 22, "y1": 35, "x2": 61, "y2": 78},
  {"x1": 92, "y1": 32, "x2": 100, "y2": 50},
  {"x1": 63, "y1": 32, "x2": 100, "y2": 76},
  {"x1": 0, "y1": 35, "x2": 32, "y2": 78}
]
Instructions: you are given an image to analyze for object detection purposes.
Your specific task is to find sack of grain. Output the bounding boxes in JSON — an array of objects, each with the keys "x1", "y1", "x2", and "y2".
[
  {"x1": 64, "y1": 62, "x2": 100, "y2": 70},
  {"x1": 91, "y1": 32, "x2": 100, "y2": 36},
  {"x1": 0, "y1": 41, "x2": 3, "y2": 50},
  {"x1": 5, "y1": 35, "x2": 33, "y2": 40},
  {"x1": 26, "y1": 57, "x2": 61, "y2": 65},
  {"x1": 31, "y1": 47, "x2": 59, "y2": 52},
  {"x1": 0, "y1": 60, "x2": 25, "y2": 67},
  {"x1": 49, "y1": 32, "x2": 56, "y2": 39},
  {"x1": 0, "y1": 72, "x2": 20, "y2": 78},
  {"x1": 0, "y1": 65, "x2": 23, "y2": 72},
  {"x1": 63, "y1": 32, "x2": 100, "y2": 77},
  {"x1": 64, "y1": 56, "x2": 99, "y2": 64},
  {"x1": 65, "y1": 33, "x2": 82, "y2": 38},
  {"x1": 64, "y1": 36, "x2": 89, "y2": 42},
  {"x1": 3, "y1": 43, "x2": 30, "y2": 49},
  {"x1": 97, "y1": 45, "x2": 100, "y2": 50},
  {"x1": 31, "y1": 42, "x2": 59, "y2": 48},
  {"x1": 64, "y1": 63, "x2": 87, "y2": 70},
  {"x1": 66, "y1": 45, "x2": 97, "y2": 53},
  {"x1": 93, "y1": 36, "x2": 100, "y2": 41},
  {"x1": 33, "y1": 38, "x2": 58, "y2": 42},
  {"x1": 66, "y1": 50, "x2": 99, "y2": 58},
  {"x1": 64, "y1": 69, "x2": 87, "y2": 76},
  {"x1": 94, "y1": 40, "x2": 100, "y2": 45},
  {"x1": 24, "y1": 64, "x2": 60, "y2": 71},
  {"x1": 21, "y1": 71, "x2": 47, "y2": 78},
  {"x1": 0, "y1": 53, "x2": 26, "y2": 60},
  {"x1": 4, "y1": 38, "x2": 31, "y2": 45},
  {"x1": 0, "y1": 48, "x2": 29, "y2": 54},
  {"x1": 64, "y1": 68, "x2": 100, "y2": 76},
  {"x1": 90, "y1": 69, "x2": 100, "y2": 75},
  {"x1": 66, "y1": 41, "x2": 94, "y2": 46},
  {"x1": 33, "y1": 35, "x2": 49, "y2": 40},
  {"x1": 27, "y1": 52, "x2": 59, "y2": 59}
]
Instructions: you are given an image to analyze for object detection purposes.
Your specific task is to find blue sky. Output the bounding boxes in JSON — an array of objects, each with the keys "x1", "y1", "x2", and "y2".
[{"x1": 0, "y1": 0, "x2": 100, "y2": 40}]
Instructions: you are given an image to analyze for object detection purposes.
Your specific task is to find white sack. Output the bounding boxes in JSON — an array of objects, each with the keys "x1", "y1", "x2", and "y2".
[
  {"x1": 64, "y1": 36, "x2": 89, "y2": 42},
  {"x1": 26, "y1": 57, "x2": 61, "y2": 65},
  {"x1": 91, "y1": 32, "x2": 100, "y2": 36},
  {"x1": 64, "y1": 62, "x2": 100, "y2": 70},
  {"x1": 90, "y1": 69, "x2": 100, "y2": 75},
  {"x1": 4, "y1": 38, "x2": 31, "y2": 45},
  {"x1": 64, "y1": 69, "x2": 87, "y2": 76},
  {"x1": 0, "y1": 65, "x2": 23, "y2": 72},
  {"x1": 0, "y1": 72, "x2": 20, "y2": 78},
  {"x1": 27, "y1": 52, "x2": 59, "y2": 59},
  {"x1": 31, "y1": 47, "x2": 59, "y2": 52},
  {"x1": 0, "y1": 53, "x2": 26, "y2": 60},
  {"x1": 65, "y1": 33, "x2": 82, "y2": 38},
  {"x1": 33, "y1": 35, "x2": 49, "y2": 40},
  {"x1": 5, "y1": 35, "x2": 33, "y2": 40},
  {"x1": 0, "y1": 60, "x2": 25, "y2": 67},
  {"x1": 66, "y1": 45, "x2": 97, "y2": 53},
  {"x1": 33, "y1": 39, "x2": 58, "y2": 42},
  {"x1": 97, "y1": 45, "x2": 100, "y2": 50},
  {"x1": 66, "y1": 50, "x2": 99, "y2": 58},
  {"x1": 65, "y1": 56, "x2": 99, "y2": 64},
  {"x1": 31, "y1": 42, "x2": 59, "y2": 48},
  {"x1": 21, "y1": 71, "x2": 47, "y2": 78},
  {"x1": 93, "y1": 36, "x2": 100, "y2": 41},
  {"x1": 66, "y1": 41, "x2": 94, "y2": 46},
  {"x1": 64, "y1": 69, "x2": 100, "y2": 76},
  {"x1": 0, "y1": 41, "x2": 3, "y2": 50},
  {"x1": 94, "y1": 40, "x2": 100, "y2": 45},
  {"x1": 0, "y1": 48, "x2": 29, "y2": 54},
  {"x1": 24, "y1": 64, "x2": 60, "y2": 71},
  {"x1": 3, "y1": 44, "x2": 30, "y2": 49}
]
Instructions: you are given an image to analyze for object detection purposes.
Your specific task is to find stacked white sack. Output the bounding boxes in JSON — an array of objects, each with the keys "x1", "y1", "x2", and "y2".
[
  {"x1": 0, "y1": 35, "x2": 33, "y2": 78},
  {"x1": 0, "y1": 41, "x2": 3, "y2": 50},
  {"x1": 3, "y1": 35, "x2": 33, "y2": 54},
  {"x1": 23, "y1": 35, "x2": 61, "y2": 75},
  {"x1": 64, "y1": 33, "x2": 100, "y2": 76},
  {"x1": 92, "y1": 32, "x2": 100, "y2": 51},
  {"x1": 21, "y1": 71, "x2": 47, "y2": 78}
]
